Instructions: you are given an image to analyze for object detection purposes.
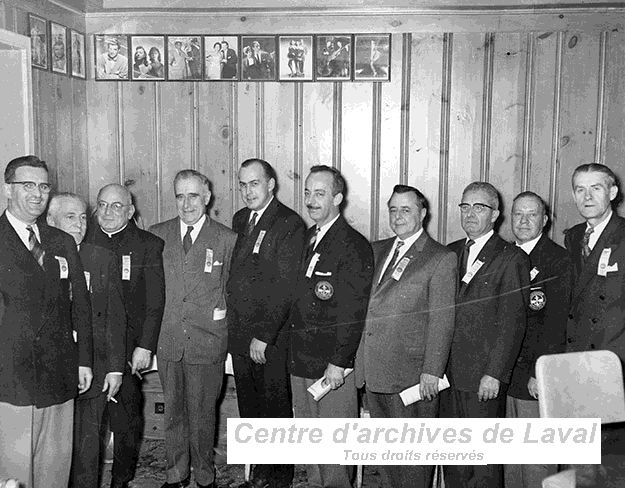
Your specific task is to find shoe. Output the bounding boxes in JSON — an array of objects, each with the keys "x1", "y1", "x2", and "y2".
[
  {"x1": 240, "y1": 479, "x2": 269, "y2": 488},
  {"x1": 196, "y1": 483, "x2": 215, "y2": 488},
  {"x1": 161, "y1": 476, "x2": 190, "y2": 488}
]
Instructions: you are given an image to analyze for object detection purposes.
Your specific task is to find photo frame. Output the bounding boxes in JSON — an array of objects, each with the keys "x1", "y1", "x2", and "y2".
[
  {"x1": 278, "y1": 35, "x2": 313, "y2": 81},
  {"x1": 314, "y1": 35, "x2": 352, "y2": 81},
  {"x1": 69, "y1": 30, "x2": 86, "y2": 79},
  {"x1": 353, "y1": 34, "x2": 391, "y2": 82},
  {"x1": 94, "y1": 34, "x2": 129, "y2": 80},
  {"x1": 130, "y1": 35, "x2": 166, "y2": 80},
  {"x1": 50, "y1": 22, "x2": 68, "y2": 75},
  {"x1": 166, "y1": 36, "x2": 202, "y2": 81},
  {"x1": 27, "y1": 14, "x2": 48, "y2": 70},
  {"x1": 203, "y1": 36, "x2": 239, "y2": 81},
  {"x1": 240, "y1": 36, "x2": 277, "y2": 82}
]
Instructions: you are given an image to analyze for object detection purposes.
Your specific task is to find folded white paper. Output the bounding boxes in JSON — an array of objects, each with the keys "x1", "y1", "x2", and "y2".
[
  {"x1": 225, "y1": 353, "x2": 234, "y2": 376},
  {"x1": 399, "y1": 375, "x2": 450, "y2": 406},
  {"x1": 307, "y1": 368, "x2": 354, "y2": 401}
]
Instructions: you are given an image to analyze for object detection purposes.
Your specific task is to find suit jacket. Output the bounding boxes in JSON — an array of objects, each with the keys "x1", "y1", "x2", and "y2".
[
  {"x1": 78, "y1": 242, "x2": 126, "y2": 400},
  {"x1": 227, "y1": 198, "x2": 306, "y2": 356},
  {"x1": 447, "y1": 233, "x2": 530, "y2": 391},
  {"x1": 85, "y1": 219, "x2": 165, "y2": 363},
  {"x1": 288, "y1": 216, "x2": 374, "y2": 379},
  {"x1": 355, "y1": 231, "x2": 457, "y2": 393},
  {"x1": 565, "y1": 213, "x2": 625, "y2": 362},
  {"x1": 150, "y1": 216, "x2": 236, "y2": 364},
  {"x1": 508, "y1": 235, "x2": 572, "y2": 400},
  {"x1": 0, "y1": 212, "x2": 92, "y2": 407}
]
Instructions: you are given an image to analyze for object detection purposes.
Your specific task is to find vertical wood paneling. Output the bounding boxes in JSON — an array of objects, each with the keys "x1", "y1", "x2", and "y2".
[
  {"x1": 555, "y1": 32, "x2": 601, "y2": 239},
  {"x1": 72, "y1": 80, "x2": 89, "y2": 201},
  {"x1": 488, "y1": 33, "x2": 527, "y2": 241},
  {"x1": 438, "y1": 33, "x2": 453, "y2": 244},
  {"x1": 341, "y1": 82, "x2": 374, "y2": 238},
  {"x1": 159, "y1": 83, "x2": 193, "y2": 222},
  {"x1": 121, "y1": 82, "x2": 158, "y2": 228},
  {"x1": 406, "y1": 33, "x2": 444, "y2": 240},
  {"x1": 198, "y1": 82, "x2": 235, "y2": 227},
  {"x1": 264, "y1": 83, "x2": 296, "y2": 211},
  {"x1": 447, "y1": 33, "x2": 485, "y2": 243},
  {"x1": 55, "y1": 76, "x2": 74, "y2": 193},
  {"x1": 377, "y1": 34, "x2": 405, "y2": 240},
  {"x1": 480, "y1": 33, "x2": 495, "y2": 181},
  {"x1": 38, "y1": 71, "x2": 58, "y2": 186},
  {"x1": 236, "y1": 81, "x2": 259, "y2": 215}
]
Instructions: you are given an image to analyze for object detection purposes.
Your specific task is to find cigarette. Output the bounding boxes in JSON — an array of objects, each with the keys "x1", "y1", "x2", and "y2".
[{"x1": 109, "y1": 397, "x2": 118, "y2": 403}]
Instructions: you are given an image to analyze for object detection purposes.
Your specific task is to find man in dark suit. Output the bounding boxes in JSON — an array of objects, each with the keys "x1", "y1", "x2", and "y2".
[
  {"x1": 221, "y1": 40, "x2": 238, "y2": 79},
  {"x1": 47, "y1": 192, "x2": 126, "y2": 488},
  {"x1": 289, "y1": 165, "x2": 374, "y2": 488},
  {"x1": 442, "y1": 181, "x2": 530, "y2": 488},
  {"x1": 0, "y1": 156, "x2": 92, "y2": 487},
  {"x1": 150, "y1": 170, "x2": 236, "y2": 488},
  {"x1": 355, "y1": 184, "x2": 456, "y2": 488},
  {"x1": 85, "y1": 183, "x2": 165, "y2": 488},
  {"x1": 227, "y1": 159, "x2": 306, "y2": 488},
  {"x1": 504, "y1": 191, "x2": 571, "y2": 488}
]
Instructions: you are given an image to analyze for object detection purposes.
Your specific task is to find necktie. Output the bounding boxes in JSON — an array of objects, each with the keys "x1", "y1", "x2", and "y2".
[
  {"x1": 379, "y1": 240, "x2": 404, "y2": 285},
  {"x1": 183, "y1": 225, "x2": 194, "y2": 254},
  {"x1": 582, "y1": 226, "x2": 594, "y2": 261},
  {"x1": 27, "y1": 225, "x2": 45, "y2": 268},
  {"x1": 245, "y1": 212, "x2": 258, "y2": 236},
  {"x1": 459, "y1": 239, "x2": 475, "y2": 278},
  {"x1": 305, "y1": 226, "x2": 320, "y2": 261}
]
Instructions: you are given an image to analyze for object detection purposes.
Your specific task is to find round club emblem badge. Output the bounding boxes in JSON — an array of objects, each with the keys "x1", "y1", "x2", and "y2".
[
  {"x1": 315, "y1": 281, "x2": 334, "y2": 300},
  {"x1": 529, "y1": 289, "x2": 546, "y2": 311}
]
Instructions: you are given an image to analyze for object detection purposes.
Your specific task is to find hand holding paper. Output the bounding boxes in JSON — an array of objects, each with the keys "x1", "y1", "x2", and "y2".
[{"x1": 399, "y1": 375, "x2": 450, "y2": 406}]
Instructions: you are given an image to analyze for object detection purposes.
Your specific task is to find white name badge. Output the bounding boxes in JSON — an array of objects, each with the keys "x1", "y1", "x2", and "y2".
[
  {"x1": 530, "y1": 267, "x2": 539, "y2": 281},
  {"x1": 461, "y1": 259, "x2": 484, "y2": 284},
  {"x1": 213, "y1": 308, "x2": 226, "y2": 320},
  {"x1": 392, "y1": 257, "x2": 411, "y2": 281},
  {"x1": 597, "y1": 248, "x2": 613, "y2": 277},
  {"x1": 84, "y1": 271, "x2": 91, "y2": 291},
  {"x1": 306, "y1": 253, "x2": 321, "y2": 278},
  {"x1": 55, "y1": 256, "x2": 69, "y2": 279},
  {"x1": 204, "y1": 249, "x2": 214, "y2": 273},
  {"x1": 122, "y1": 255, "x2": 131, "y2": 281},
  {"x1": 253, "y1": 230, "x2": 266, "y2": 254}
]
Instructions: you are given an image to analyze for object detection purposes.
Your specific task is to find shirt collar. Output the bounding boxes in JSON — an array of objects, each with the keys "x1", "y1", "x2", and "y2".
[
  {"x1": 587, "y1": 210, "x2": 612, "y2": 236},
  {"x1": 101, "y1": 223, "x2": 128, "y2": 238},
  {"x1": 314, "y1": 213, "x2": 341, "y2": 248},
  {"x1": 249, "y1": 195, "x2": 274, "y2": 223},
  {"x1": 516, "y1": 233, "x2": 542, "y2": 255},
  {"x1": 395, "y1": 228, "x2": 423, "y2": 251},
  {"x1": 179, "y1": 214, "x2": 207, "y2": 238},
  {"x1": 468, "y1": 229, "x2": 494, "y2": 248}
]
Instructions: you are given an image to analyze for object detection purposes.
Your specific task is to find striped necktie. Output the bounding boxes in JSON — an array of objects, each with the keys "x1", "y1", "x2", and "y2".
[{"x1": 27, "y1": 225, "x2": 45, "y2": 268}]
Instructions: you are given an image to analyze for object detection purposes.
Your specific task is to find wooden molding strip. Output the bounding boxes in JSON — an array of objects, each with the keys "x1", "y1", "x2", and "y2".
[
  {"x1": 371, "y1": 82, "x2": 382, "y2": 241},
  {"x1": 521, "y1": 32, "x2": 536, "y2": 192},
  {"x1": 548, "y1": 31, "x2": 564, "y2": 238},
  {"x1": 333, "y1": 82, "x2": 342, "y2": 170},
  {"x1": 480, "y1": 32, "x2": 494, "y2": 182},
  {"x1": 595, "y1": 30, "x2": 607, "y2": 164},
  {"x1": 399, "y1": 33, "x2": 412, "y2": 185},
  {"x1": 438, "y1": 32, "x2": 453, "y2": 243}
]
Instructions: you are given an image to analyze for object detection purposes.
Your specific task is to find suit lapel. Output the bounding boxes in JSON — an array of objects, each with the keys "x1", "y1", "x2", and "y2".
[
  {"x1": 372, "y1": 238, "x2": 396, "y2": 286},
  {"x1": 38, "y1": 224, "x2": 62, "y2": 334},
  {"x1": 184, "y1": 217, "x2": 214, "y2": 295},
  {"x1": 236, "y1": 199, "x2": 280, "y2": 261},
  {"x1": 0, "y1": 212, "x2": 45, "y2": 277},
  {"x1": 459, "y1": 234, "x2": 501, "y2": 296},
  {"x1": 374, "y1": 232, "x2": 428, "y2": 295}
]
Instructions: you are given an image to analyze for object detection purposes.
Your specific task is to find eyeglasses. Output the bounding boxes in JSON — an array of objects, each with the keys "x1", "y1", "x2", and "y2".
[
  {"x1": 10, "y1": 181, "x2": 52, "y2": 193},
  {"x1": 97, "y1": 200, "x2": 130, "y2": 214},
  {"x1": 458, "y1": 202, "x2": 494, "y2": 214}
]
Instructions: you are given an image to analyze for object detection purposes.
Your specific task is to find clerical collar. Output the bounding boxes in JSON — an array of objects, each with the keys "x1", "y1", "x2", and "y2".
[{"x1": 101, "y1": 223, "x2": 128, "y2": 238}]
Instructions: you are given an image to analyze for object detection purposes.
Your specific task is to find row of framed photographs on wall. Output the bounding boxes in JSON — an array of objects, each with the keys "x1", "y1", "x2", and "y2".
[
  {"x1": 93, "y1": 33, "x2": 391, "y2": 82},
  {"x1": 28, "y1": 13, "x2": 87, "y2": 78}
]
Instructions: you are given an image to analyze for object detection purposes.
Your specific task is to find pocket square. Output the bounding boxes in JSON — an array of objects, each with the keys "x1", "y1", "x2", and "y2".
[
  {"x1": 314, "y1": 271, "x2": 332, "y2": 276},
  {"x1": 213, "y1": 261, "x2": 223, "y2": 266}
]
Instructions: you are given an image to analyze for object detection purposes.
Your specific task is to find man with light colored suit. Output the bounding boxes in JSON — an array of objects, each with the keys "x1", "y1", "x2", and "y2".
[
  {"x1": 356, "y1": 184, "x2": 456, "y2": 488},
  {"x1": 149, "y1": 169, "x2": 236, "y2": 488}
]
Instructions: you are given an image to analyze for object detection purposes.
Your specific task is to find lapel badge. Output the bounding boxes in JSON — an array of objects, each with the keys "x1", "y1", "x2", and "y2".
[
  {"x1": 529, "y1": 288, "x2": 546, "y2": 311},
  {"x1": 315, "y1": 280, "x2": 334, "y2": 300}
]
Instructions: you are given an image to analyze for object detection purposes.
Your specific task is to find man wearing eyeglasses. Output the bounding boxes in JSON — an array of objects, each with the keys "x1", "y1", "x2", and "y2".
[
  {"x1": 84, "y1": 183, "x2": 165, "y2": 488},
  {"x1": 442, "y1": 181, "x2": 530, "y2": 488},
  {"x1": 0, "y1": 156, "x2": 93, "y2": 487}
]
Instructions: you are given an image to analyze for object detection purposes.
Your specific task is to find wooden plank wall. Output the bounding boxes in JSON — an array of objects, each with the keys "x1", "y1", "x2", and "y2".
[{"x1": 0, "y1": 0, "x2": 88, "y2": 198}]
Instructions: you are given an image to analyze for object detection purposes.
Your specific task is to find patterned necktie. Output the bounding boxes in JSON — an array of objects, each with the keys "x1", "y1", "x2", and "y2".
[
  {"x1": 459, "y1": 239, "x2": 475, "y2": 278},
  {"x1": 379, "y1": 240, "x2": 404, "y2": 285},
  {"x1": 27, "y1": 225, "x2": 45, "y2": 268},
  {"x1": 582, "y1": 226, "x2": 594, "y2": 261},
  {"x1": 183, "y1": 225, "x2": 194, "y2": 254},
  {"x1": 305, "y1": 226, "x2": 320, "y2": 261},
  {"x1": 245, "y1": 212, "x2": 258, "y2": 236}
]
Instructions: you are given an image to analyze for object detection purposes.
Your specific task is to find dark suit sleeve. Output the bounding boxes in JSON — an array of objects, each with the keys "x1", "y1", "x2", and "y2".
[
  {"x1": 68, "y1": 239, "x2": 93, "y2": 368},
  {"x1": 330, "y1": 238, "x2": 374, "y2": 368},
  {"x1": 255, "y1": 214, "x2": 306, "y2": 345},
  {"x1": 105, "y1": 253, "x2": 127, "y2": 373},
  {"x1": 422, "y1": 251, "x2": 457, "y2": 378},
  {"x1": 220, "y1": 231, "x2": 237, "y2": 311},
  {"x1": 138, "y1": 237, "x2": 165, "y2": 352},
  {"x1": 485, "y1": 249, "x2": 530, "y2": 383}
]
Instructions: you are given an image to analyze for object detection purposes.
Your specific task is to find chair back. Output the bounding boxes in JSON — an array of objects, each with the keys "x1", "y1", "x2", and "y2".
[{"x1": 542, "y1": 468, "x2": 576, "y2": 488}]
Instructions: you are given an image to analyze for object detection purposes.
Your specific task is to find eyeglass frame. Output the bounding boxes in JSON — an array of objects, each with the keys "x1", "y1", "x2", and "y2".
[
  {"x1": 458, "y1": 202, "x2": 495, "y2": 214},
  {"x1": 96, "y1": 200, "x2": 132, "y2": 214},
  {"x1": 9, "y1": 181, "x2": 52, "y2": 193}
]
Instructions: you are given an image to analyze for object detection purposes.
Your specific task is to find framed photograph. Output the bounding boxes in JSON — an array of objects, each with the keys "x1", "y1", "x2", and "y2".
[
  {"x1": 278, "y1": 35, "x2": 313, "y2": 81},
  {"x1": 27, "y1": 14, "x2": 48, "y2": 70},
  {"x1": 314, "y1": 35, "x2": 352, "y2": 81},
  {"x1": 50, "y1": 22, "x2": 68, "y2": 75},
  {"x1": 69, "y1": 30, "x2": 86, "y2": 79},
  {"x1": 240, "y1": 36, "x2": 276, "y2": 82},
  {"x1": 130, "y1": 35, "x2": 165, "y2": 81},
  {"x1": 94, "y1": 34, "x2": 129, "y2": 80},
  {"x1": 354, "y1": 34, "x2": 391, "y2": 81},
  {"x1": 166, "y1": 36, "x2": 202, "y2": 81},
  {"x1": 203, "y1": 36, "x2": 239, "y2": 81}
]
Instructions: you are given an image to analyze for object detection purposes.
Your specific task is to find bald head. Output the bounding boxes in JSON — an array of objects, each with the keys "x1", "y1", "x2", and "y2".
[{"x1": 96, "y1": 184, "x2": 135, "y2": 233}]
